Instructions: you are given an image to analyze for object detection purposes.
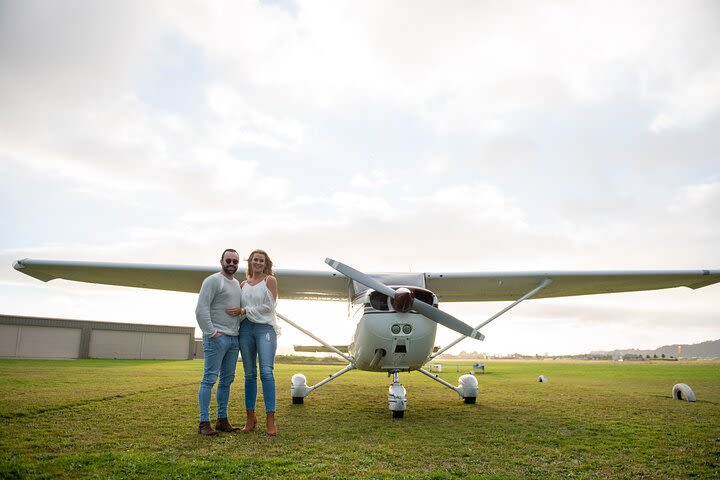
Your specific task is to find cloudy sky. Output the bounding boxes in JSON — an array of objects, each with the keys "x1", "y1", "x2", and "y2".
[{"x1": 1, "y1": 0, "x2": 719, "y2": 355}]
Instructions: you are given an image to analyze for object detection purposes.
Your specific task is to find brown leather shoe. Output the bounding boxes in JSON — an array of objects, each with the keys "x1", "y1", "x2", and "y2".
[
  {"x1": 241, "y1": 410, "x2": 257, "y2": 432},
  {"x1": 266, "y1": 412, "x2": 277, "y2": 436},
  {"x1": 215, "y1": 417, "x2": 240, "y2": 433},
  {"x1": 198, "y1": 421, "x2": 218, "y2": 436}
]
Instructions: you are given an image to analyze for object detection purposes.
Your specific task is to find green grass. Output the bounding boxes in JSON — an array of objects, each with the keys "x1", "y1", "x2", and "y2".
[{"x1": 0, "y1": 359, "x2": 718, "y2": 479}]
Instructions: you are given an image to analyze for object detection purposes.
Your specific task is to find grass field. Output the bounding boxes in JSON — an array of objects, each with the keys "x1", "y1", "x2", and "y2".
[{"x1": 0, "y1": 359, "x2": 718, "y2": 479}]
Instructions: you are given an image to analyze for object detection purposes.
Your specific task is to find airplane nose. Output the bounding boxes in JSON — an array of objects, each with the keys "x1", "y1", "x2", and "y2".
[{"x1": 391, "y1": 288, "x2": 414, "y2": 312}]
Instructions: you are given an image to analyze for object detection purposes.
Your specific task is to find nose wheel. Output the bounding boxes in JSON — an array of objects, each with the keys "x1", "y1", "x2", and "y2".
[{"x1": 388, "y1": 371, "x2": 407, "y2": 418}]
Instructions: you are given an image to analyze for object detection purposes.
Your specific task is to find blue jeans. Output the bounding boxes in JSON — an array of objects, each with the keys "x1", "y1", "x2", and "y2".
[
  {"x1": 239, "y1": 321, "x2": 277, "y2": 413},
  {"x1": 198, "y1": 333, "x2": 240, "y2": 423}
]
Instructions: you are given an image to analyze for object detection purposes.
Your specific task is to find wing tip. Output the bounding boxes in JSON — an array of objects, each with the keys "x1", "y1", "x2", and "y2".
[
  {"x1": 13, "y1": 258, "x2": 56, "y2": 282},
  {"x1": 688, "y1": 278, "x2": 720, "y2": 290}
]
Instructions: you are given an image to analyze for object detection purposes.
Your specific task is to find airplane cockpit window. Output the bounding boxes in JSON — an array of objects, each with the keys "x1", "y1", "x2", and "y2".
[
  {"x1": 414, "y1": 290, "x2": 434, "y2": 306},
  {"x1": 367, "y1": 289, "x2": 433, "y2": 310},
  {"x1": 351, "y1": 274, "x2": 425, "y2": 296},
  {"x1": 369, "y1": 291, "x2": 390, "y2": 310}
]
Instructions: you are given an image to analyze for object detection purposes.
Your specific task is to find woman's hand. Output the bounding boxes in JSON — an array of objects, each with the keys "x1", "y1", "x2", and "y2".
[{"x1": 226, "y1": 307, "x2": 245, "y2": 316}]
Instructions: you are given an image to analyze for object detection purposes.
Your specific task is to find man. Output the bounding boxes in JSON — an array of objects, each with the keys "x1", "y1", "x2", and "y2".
[{"x1": 195, "y1": 248, "x2": 243, "y2": 435}]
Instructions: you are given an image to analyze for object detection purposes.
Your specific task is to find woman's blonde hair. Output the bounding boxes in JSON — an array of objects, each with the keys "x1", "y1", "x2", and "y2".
[{"x1": 246, "y1": 249, "x2": 274, "y2": 278}]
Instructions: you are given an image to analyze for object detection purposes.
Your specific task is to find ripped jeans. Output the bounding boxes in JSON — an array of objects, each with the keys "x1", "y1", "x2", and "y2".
[{"x1": 238, "y1": 320, "x2": 277, "y2": 413}]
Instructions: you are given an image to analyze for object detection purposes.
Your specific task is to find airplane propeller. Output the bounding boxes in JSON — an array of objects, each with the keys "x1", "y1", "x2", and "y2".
[{"x1": 325, "y1": 258, "x2": 484, "y2": 340}]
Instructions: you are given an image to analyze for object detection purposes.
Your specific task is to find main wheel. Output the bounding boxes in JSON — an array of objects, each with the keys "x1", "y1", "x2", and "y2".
[
  {"x1": 463, "y1": 397, "x2": 476, "y2": 404},
  {"x1": 392, "y1": 410, "x2": 404, "y2": 419},
  {"x1": 292, "y1": 396, "x2": 304, "y2": 404}
]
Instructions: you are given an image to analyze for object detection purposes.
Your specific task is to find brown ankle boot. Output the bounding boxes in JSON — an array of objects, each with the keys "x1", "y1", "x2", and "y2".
[
  {"x1": 198, "y1": 421, "x2": 218, "y2": 436},
  {"x1": 215, "y1": 417, "x2": 240, "y2": 433},
  {"x1": 266, "y1": 412, "x2": 277, "y2": 436},
  {"x1": 241, "y1": 410, "x2": 257, "y2": 432}
]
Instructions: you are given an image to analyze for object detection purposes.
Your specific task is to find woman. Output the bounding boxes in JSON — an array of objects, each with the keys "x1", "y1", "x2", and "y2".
[{"x1": 227, "y1": 249, "x2": 280, "y2": 436}]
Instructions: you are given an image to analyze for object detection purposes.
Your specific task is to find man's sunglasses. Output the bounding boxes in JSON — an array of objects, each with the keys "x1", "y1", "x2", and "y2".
[{"x1": 224, "y1": 259, "x2": 239, "y2": 265}]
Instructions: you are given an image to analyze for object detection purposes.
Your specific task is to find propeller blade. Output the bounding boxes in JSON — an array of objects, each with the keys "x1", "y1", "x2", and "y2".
[
  {"x1": 325, "y1": 258, "x2": 397, "y2": 298},
  {"x1": 410, "y1": 300, "x2": 484, "y2": 340},
  {"x1": 325, "y1": 258, "x2": 484, "y2": 340}
]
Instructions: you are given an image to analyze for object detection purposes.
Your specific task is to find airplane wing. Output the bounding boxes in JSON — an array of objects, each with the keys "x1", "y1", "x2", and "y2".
[
  {"x1": 425, "y1": 270, "x2": 720, "y2": 302},
  {"x1": 13, "y1": 259, "x2": 349, "y2": 301},
  {"x1": 13, "y1": 259, "x2": 719, "y2": 302}
]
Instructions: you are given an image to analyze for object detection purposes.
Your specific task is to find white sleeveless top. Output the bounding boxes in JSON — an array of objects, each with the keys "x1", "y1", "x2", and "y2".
[{"x1": 242, "y1": 278, "x2": 281, "y2": 335}]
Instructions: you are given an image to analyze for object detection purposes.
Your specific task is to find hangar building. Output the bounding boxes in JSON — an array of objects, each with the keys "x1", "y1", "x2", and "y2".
[{"x1": 0, "y1": 314, "x2": 197, "y2": 360}]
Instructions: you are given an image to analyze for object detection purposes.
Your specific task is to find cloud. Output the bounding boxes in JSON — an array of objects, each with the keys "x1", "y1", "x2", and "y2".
[
  {"x1": 350, "y1": 170, "x2": 390, "y2": 188},
  {"x1": 206, "y1": 84, "x2": 305, "y2": 150},
  {"x1": 422, "y1": 153, "x2": 450, "y2": 175},
  {"x1": 668, "y1": 180, "x2": 720, "y2": 217},
  {"x1": 650, "y1": 70, "x2": 720, "y2": 132},
  {"x1": 383, "y1": 183, "x2": 522, "y2": 228},
  {"x1": 0, "y1": 2, "x2": 161, "y2": 98}
]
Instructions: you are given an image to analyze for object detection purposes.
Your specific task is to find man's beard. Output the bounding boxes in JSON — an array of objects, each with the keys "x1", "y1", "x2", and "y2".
[{"x1": 222, "y1": 265, "x2": 237, "y2": 276}]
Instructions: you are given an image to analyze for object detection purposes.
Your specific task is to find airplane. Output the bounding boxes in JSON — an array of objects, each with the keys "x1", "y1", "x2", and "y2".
[{"x1": 13, "y1": 257, "x2": 720, "y2": 418}]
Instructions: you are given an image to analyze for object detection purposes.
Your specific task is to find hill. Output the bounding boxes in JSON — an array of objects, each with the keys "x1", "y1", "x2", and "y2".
[{"x1": 591, "y1": 339, "x2": 720, "y2": 359}]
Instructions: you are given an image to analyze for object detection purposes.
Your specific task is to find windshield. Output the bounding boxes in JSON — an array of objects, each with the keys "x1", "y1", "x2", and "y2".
[{"x1": 350, "y1": 273, "x2": 425, "y2": 296}]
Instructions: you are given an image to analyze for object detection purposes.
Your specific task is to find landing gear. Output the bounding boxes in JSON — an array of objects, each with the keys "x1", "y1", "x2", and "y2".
[
  {"x1": 290, "y1": 374, "x2": 311, "y2": 404},
  {"x1": 388, "y1": 371, "x2": 407, "y2": 418},
  {"x1": 289, "y1": 365, "x2": 356, "y2": 404},
  {"x1": 418, "y1": 368, "x2": 479, "y2": 403},
  {"x1": 457, "y1": 374, "x2": 479, "y2": 401}
]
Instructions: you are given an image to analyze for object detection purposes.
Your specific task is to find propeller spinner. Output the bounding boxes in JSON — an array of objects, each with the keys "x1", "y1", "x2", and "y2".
[{"x1": 325, "y1": 258, "x2": 484, "y2": 340}]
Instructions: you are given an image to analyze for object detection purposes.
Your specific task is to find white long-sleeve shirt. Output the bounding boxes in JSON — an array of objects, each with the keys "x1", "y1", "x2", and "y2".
[{"x1": 195, "y1": 272, "x2": 242, "y2": 337}]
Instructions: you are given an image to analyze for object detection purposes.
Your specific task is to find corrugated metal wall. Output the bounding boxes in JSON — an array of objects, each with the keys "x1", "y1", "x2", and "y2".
[{"x1": 0, "y1": 315, "x2": 196, "y2": 360}]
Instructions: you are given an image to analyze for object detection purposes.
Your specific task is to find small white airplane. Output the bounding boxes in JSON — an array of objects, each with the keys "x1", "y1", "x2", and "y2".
[{"x1": 13, "y1": 257, "x2": 720, "y2": 418}]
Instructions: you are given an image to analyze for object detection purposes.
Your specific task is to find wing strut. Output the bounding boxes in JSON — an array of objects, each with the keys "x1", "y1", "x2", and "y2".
[
  {"x1": 277, "y1": 312, "x2": 354, "y2": 364},
  {"x1": 429, "y1": 278, "x2": 553, "y2": 360}
]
